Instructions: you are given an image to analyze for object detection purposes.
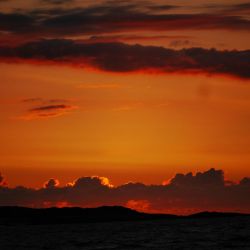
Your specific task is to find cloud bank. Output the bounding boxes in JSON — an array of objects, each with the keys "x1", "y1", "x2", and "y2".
[
  {"x1": 0, "y1": 39, "x2": 250, "y2": 79},
  {"x1": 0, "y1": 169, "x2": 249, "y2": 214},
  {"x1": 0, "y1": 1, "x2": 250, "y2": 40}
]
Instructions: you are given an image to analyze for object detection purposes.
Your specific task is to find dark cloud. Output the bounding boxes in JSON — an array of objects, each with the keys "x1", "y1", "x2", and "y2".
[
  {"x1": 169, "y1": 40, "x2": 193, "y2": 48},
  {"x1": 86, "y1": 34, "x2": 190, "y2": 43},
  {"x1": 0, "y1": 12, "x2": 36, "y2": 33},
  {"x1": 218, "y1": 2, "x2": 250, "y2": 14},
  {"x1": 44, "y1": 178, "x2": 59, "y2": 189},
  {"x1": 0, "y1": 169, "x2": 249, "y2": 214},
  {"x1": 18, "y1": 97, "x2": 78, "y2": 120},
  {"x1": 1, "y1": 39, "x2": 250, "y2": 79},
  {"x1": 73, "y1": 176, "x2": 112, "y2": 189},
  {"x1": 23, "y1": 104, "x2": 78, "y2": 119},
  {"x1": 0, "y1": 2, "x2": 249, "y2": 41},
  {"x1": 0, "y1": 173, "x2": 4, "y2": 185},
  {"x1": 229, "y1": 2, "x2": 250, "y2": 10},
  {"x1": 29, "y1": 104, "x2": 72, "y2": 112},
  {"x1": 240, "y1": 177, "x2": 250, "y2": 186},
  {"x1": 169, "y1": 168, "x2": 224, "y2": 187},
  {"x1": 146, "y1": 4, "x2": 178, "y2": 12},
  {"x1": 0, "y1": 172, "x2": 6, "y2": 186},
  {"x1": 41, "y1": 0, "x2": 75, "y2": 5},
  {"x1": 40, "y1": 9, "x2": 250, "y2": 36},
  {"x1": 197, "y1": 2, "x2": 250, "y2": 21}
]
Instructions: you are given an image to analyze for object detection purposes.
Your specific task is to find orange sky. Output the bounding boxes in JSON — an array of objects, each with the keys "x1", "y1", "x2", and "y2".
[{"x1": 0, "y1": 0, "x2": 250, "y2": 192}]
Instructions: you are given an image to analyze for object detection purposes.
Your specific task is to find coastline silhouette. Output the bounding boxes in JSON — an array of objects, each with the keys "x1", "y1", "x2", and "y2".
[{"x1": 1, "y1": 206, "x2": 249, "y2": 225}]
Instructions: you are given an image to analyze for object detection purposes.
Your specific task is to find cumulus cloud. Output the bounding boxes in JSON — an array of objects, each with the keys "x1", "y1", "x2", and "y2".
[
  {"x1": 73, "y1": 176, "x2": 113, "y2": 189},
  {"x1": 44, "y1": 178, "x2": 60, "y2": 189},
  {"x1": 0, "y1": 39, "x2": 249, "y2": 79},
  {"x1": 0, "y1": 169, "x2": 249, "y2": 214},
  {"x1": 169, "y1": 168, "x2": 224, "y2": 187}
]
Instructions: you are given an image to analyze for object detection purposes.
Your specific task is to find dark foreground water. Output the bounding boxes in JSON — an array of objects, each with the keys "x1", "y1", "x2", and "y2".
[{"x1": 1, "y1": 217, "x2": 250, "y2": 250}]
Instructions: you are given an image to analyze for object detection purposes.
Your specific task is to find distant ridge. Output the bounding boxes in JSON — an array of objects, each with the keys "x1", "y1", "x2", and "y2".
[
  {"x1": 188, "y1": 211, "x2": 250, "y2": 218},
  {"x1": 0, "y1": 206, "x2": 249, "y2": 225}
]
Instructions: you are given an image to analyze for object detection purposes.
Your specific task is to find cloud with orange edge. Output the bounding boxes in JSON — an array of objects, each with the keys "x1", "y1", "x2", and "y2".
[{"x1": 0, "y1": 169, "x2": 249, "y2": 214}]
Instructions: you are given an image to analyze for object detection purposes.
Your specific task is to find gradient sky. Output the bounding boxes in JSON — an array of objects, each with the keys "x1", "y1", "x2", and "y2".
[{"x1": 0, "y1": 0, "x2": 250, "y2": 213}]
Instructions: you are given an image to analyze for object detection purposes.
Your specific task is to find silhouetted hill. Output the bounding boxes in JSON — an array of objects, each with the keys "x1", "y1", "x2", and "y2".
[
  {"x1": 0, "y1": 206, "x2": 177, "y2": 225},
  {"x1": 0, "y1": 206, "x2": 248, "y2": 225}
]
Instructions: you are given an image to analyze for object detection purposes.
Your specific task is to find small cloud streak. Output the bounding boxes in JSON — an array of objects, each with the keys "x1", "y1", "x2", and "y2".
[
  {"x1": 77, "y1": 83, "x2": 123, "y2": 89},
  {"x1": 0, "y1": 169, "x2": 249, "y2": 214},
  {"x1": 22, "y1": 98, "x2": 71, "y2": 104},
  {"x1": 17, "y1": 98, "x2": 78, "y2": 120},
  {"x1": 29, "y1": 104, "x2": 74, "y2": 112},
  {"x1": 22, "y1": 98, "x2": 43, "y2": 103},
  {"x1": 85, "y1": 35, "x2": 191, "y2": 44}
]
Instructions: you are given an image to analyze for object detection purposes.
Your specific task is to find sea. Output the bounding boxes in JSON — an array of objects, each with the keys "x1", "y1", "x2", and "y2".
[{"x1": 0, "y1": 217, "x2": 249, "y2": 249}]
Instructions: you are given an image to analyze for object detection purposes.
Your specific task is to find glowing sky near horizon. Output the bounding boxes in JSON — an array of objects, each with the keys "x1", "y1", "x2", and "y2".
[{"x1": 0, "y1": 0, "x2": 250, "y2": 191}]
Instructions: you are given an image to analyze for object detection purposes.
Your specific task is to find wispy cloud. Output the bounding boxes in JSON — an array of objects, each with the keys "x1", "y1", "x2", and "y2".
[
  {"x1": 77, "y1": 83, "x2": 124, "y2": 89},
  {"x1": 18, "y1": 98, "x2": 78, "y2": 120},
  {"x1": 84, "y1": 34, "x2": 191, "y2": 44},
  {"x1": 29, "y1": 104, "x2": 73, "y2": 112}
]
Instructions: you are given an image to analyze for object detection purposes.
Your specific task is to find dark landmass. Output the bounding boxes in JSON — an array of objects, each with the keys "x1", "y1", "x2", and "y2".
[
  {"x1": 0, "y1": 206, "x2": 249, "y2": 225},
  {"x1": 188, "y1": 211, "x2": 249, "y2": 218}
]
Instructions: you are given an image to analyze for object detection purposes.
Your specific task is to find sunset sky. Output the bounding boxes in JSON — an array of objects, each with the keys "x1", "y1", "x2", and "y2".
[{"x1": 0, "y1": 0, "x2": 250, "y2": 213}]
